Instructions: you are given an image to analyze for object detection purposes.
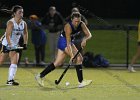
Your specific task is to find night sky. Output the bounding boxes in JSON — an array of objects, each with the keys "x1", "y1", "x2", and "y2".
[{"x1": 0, "y1": 0, "x2": 139, "y2": 18}]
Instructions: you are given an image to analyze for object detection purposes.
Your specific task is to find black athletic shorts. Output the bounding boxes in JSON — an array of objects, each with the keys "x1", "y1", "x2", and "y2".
[{"x1": 0, "y1": 45, "x2": 20, "y2": 53}]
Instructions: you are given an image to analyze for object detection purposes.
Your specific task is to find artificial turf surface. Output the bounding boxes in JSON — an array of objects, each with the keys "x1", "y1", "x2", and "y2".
[{"x1": 0, "y1": 66, "x2": 140, "y2": 100}]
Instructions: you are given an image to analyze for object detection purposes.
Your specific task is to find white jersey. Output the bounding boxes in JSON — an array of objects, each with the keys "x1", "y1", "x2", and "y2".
[{"x1": 2, "y1": 18, "x2": 25, "y2": 46}]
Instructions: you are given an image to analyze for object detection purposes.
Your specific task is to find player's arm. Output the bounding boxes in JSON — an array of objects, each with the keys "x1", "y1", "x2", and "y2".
[
  {"x1": 5, "y1": 21, "x2": 13, "y2": 47},
  {"x1": 24, "y1": 22, "x2": 28, "y2": 44},
  {"x1": 22, "y1": 22, "x2": 28, "y2": 50},
  {"x1": 81, "y1": 21, "x2": 92, "y2": 47},
  {"x1": 81, "y1": 15, "x2": 88, "y2": 25},
  {"x1": 64, "y1": 23, "x2": 74, "y2": 58}
]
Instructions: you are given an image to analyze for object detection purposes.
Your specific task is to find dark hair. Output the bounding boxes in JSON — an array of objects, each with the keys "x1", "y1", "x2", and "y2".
[
  {"x1": 49, "y1": 6, "x2": 56, "y2": 11},
  {"x1": 71, "y1": 7, "x2": 79, "y2": 13},
  {"x1": 71, "y1": 12, "x2": 81, "y2": 20},
  {"x1": 0, "y1": 5, "x2": 23, "y2": 15},
  {"x1": 11, "y1": 5, "x2": 23, "y2": 14}
]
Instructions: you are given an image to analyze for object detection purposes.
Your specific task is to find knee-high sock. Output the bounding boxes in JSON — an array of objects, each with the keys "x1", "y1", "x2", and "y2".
[
  {"x1": 40, "y1": 63, "x2": 55, "y2": 78},
  {"x1": 8, "y1": 64, "x2": 17, "y2": 81},
  {"x1": 75, "y1": 65, "x2": 83, "y2": 83}
]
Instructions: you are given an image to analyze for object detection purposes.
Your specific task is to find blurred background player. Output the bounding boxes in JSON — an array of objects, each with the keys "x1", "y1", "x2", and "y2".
[
  {"x1": 35, "y1": 12, "x2": 92, "y2": 88},
  {"x1": 0, "y1": 34, "x2": 5, "y2": 49},
  {"x1": 1, "y1": 5, "x2": 28, "y2": 85},
  {"x1": 66, "y1": 7, "x2": 88, "y2": 55},
  {"x1": 29, "y1": 14, "x2": 47, "y2": 66},
  {"x1": 128, "y1": 21, "x2": 140, "y2": 72},
  {"x1": 0, "y1": 34, "x2": 9, "y2": 65},
  {"x1": 41, "y1": 6, "x2": 64, "y2": 61}
]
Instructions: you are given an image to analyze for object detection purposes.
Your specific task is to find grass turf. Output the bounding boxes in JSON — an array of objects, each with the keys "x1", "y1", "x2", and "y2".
[{"x1": 0, "y1": 66, "x2": 140, "y2": 100}]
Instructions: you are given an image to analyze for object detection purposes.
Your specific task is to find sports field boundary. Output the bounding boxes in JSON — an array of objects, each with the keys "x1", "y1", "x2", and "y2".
[{"x1": 1, "y1": 62, "x2": 140, "y2": 68}]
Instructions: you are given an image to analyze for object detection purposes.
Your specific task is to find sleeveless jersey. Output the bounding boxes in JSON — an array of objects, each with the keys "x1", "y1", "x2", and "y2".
[
  {"x1": 2, "y1": 18, "x2": 25, "y2": 46},
  {"x1": 57, "y1": 21, "x2": 82, "y2": 51},
  {"x1": 61, "y1": 21, "x2": 82, "y2": 41}
]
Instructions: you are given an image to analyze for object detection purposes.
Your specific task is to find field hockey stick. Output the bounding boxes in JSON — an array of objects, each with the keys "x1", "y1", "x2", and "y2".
[
  {"x1": 6, "y1": 46, "x2": 23, "y2": 50},
  {"x1": 55, "y1": 47, "x2": 82, "y2": 85}
]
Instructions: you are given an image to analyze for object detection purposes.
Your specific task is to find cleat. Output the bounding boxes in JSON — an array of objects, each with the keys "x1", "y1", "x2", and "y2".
[
  {"x1": 128, "y1": 65, "x2": 136, "y2": 73},
  {"x1": 78, "y1": 80, "x2": 92, "y2": 88},
  {"x1": 6, "y1": 80, "x2": 19, "y2": 86},
  {"x1": 35, "y1": 74, "x2": 44, "y2": 87}
]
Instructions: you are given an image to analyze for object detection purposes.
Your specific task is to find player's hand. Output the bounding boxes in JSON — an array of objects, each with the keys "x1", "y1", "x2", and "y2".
[
  {"x1": 6, "y1": 45, "x2": 17, "y2": 50},
  {"x1": 69, "y1": 55, "x2": 74, "y2": 64},
  {"x1": 23, "y1": 44, "x2": 27, "y2": 50},
  {"x1": 6, "y1": 44, "x2": 12, "y2": 50}
]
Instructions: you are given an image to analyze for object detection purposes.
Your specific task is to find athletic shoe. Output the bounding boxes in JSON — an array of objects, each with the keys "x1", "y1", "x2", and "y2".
[
  {"x1": 35, "y1": 74, "x2": 44, "y2": 87},
  {"x1": 39, "y1": 61, "x2": 46, "y2": 65},
  {"x1": 6, "y1": 80, "x2": 19, "y2": 86},
  {"x1": 78, "y1": 80, "x2": 92, "y2": 88},
  {"x1": 128, "y1": 65, "x2": 136, "y2": 72}
]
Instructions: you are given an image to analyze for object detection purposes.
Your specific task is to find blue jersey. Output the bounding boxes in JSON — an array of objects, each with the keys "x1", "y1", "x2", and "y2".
[{"x1": 57, "y1": 21, "x2": 82, "y2": 51}]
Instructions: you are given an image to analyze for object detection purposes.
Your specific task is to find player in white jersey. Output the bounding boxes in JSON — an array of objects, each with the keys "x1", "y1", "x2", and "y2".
[{"x1": 0, "y1": 5, "x2": 28, "y2": 85}]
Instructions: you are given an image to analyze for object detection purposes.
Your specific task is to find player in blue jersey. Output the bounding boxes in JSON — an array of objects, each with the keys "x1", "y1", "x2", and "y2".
[{"x1": 35, "y1": 12, "x2": 92, "y2": 88}]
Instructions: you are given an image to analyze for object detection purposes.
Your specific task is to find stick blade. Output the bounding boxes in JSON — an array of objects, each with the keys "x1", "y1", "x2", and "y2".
[
  {"x1": 6, "y1": 46, "x2": 23, "y2": 50},
  {"x1": 55, "y1": 80, "x2": 59, "y2": 85}
]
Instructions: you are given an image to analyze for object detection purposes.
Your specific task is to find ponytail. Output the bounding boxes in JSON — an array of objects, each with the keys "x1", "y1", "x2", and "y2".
[
  {"x1": 0, "y1": 8, "x2": 12, "y2": 14},
  {"x1": 0, "y1": 5, "x2": 23, "y2": 17}
]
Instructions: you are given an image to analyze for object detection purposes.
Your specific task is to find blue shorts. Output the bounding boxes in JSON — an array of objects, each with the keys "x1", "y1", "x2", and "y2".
[
  {"x1": 57, "y1": 35, "x2": 74, "y2": 51},
  {"x1": 57, "y1": 36, "x2": 67, "y2": 51}
]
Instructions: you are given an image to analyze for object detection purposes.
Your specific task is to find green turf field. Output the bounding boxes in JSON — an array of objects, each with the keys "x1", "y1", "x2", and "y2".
[{"x1": 0, "y1": 67, "x2": 140, "y2": 100}]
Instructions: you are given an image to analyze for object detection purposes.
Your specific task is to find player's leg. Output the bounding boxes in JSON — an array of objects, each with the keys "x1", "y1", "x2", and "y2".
[
  {"x1": 41, "y1": 49, "x2": 66, "y2": 77},
  {"x1": 35, "y1": 35, "x2": 73, "y2": 86},
  {"x1": 72, "y1": 45, "x2": 84, "y2": 85},
  {"x1": 0, "y1": 45, "x2": 9, "y2": 65},
  {"x1": 40, "y1": 34, "x2": 70, "y2": 75},
  {"x1": 35, "y1": 45, "x2": 75, "y2": 86},
  {"x1": 17, "y1": 49, "x2": 22, "y2": 64},
  {"x1": 6, "y1": 51, "x2": 19, "y2": 85},
  {"x1": 128, "y1": 45, "x2": 140, "y2": 72},
  {"x1": 35, "y1": 49, "x2": 66, "y2": 86},
  {"x1": 72, "y1": 45, "x2": 92, "y2": 87},
  {"x1": 72, "y1": 45, "x2": 83, "y2": 83},
  {"x1": 0, "y1": 52, "x2": 8, "y2": 65}
]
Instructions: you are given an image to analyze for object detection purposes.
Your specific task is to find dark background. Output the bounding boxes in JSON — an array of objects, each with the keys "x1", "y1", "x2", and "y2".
[{"x1": 0, "y1": 0, "x2": 140, "y2": 19}]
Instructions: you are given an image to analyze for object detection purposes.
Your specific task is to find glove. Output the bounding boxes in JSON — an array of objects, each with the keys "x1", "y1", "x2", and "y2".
[{"x1": 23, "y1": 44, "x2": 27, "y2": 50}]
